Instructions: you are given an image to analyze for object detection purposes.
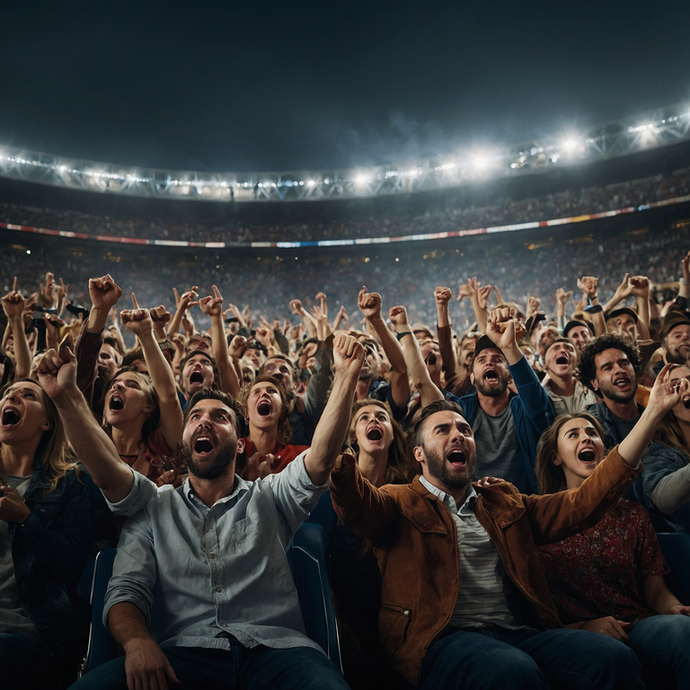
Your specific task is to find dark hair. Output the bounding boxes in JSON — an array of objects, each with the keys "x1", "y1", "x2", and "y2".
[
  {"x1": 102, "y1": 336, "x2": 124, "y2": 358},
  {"x1": 183, "y1": 388, "x2": 248, "y2": 438},
  {"x1": 122, "y1": 347, "x2": 145, "y2": 368},
  {"x1": 543, "y1": 337, "x2": 575, "y2": 357},
  {"x1": 297, "y1": 336, "x2": 319, "y2": 358},
  {"x1": 259, "y1": 354, "x2": 297, "y2": 382},
  {"x1": 179, "y1": 350, "x2": 220, "y2": 390},
  {"x1": 0, "y1": 349, "x2": 15, "y2": 387},
  {"x1": 348, "y1": 399, "x2": 415, "y2": 484},
  {"x1": 409, "y1": 399, "x2": 465, "y2": 449},
  {"x1": 577, "y1": 334, "x2": 641, "y2": 393},
  {"x1": 241, "y1": 374, "x2": 293, "y2": 444},
  {"x1": 535, "y1": 412, "x2": 606, "y2": 494}
]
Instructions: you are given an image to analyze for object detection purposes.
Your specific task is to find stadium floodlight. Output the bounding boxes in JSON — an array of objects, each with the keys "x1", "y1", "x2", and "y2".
[
  {"x1": 307, "y1": 180, "x2": 316, "y2": 187},
  {"x1": 562, "y1": 139, "x2": 577, "y2": 151},
  {"x1": 471, "y1": 154, "x2": 491, "y2": 171},
  {"x1": 355, "y1": 174, "x2": 369, "y2": 185}
]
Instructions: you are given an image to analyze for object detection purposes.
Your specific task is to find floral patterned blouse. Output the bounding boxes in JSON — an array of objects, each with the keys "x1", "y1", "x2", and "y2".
[{"x1": 538, "y1": 500, "x2": 667, "y2": 625}]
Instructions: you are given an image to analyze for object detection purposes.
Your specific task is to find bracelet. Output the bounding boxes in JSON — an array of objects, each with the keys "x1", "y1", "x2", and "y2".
[
  {"x1": 584, "y1": 304, "x2": 603, "y2": 314},
  {"x1": 681, "y1": 278, "x2": 690, "y2": 287},
  {"x1": 395, "y1": 331, "x2": 412, "y2": 341}
]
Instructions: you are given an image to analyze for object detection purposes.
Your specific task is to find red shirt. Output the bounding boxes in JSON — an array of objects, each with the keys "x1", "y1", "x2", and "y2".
[{"x1": 241, "y1": 438, "x2": 309, "y2": 476}]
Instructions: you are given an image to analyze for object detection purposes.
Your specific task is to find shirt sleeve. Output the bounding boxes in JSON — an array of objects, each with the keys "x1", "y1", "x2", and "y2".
[
  {"x1": 104, "y1": 467, "x2": 158, "y2": 517},
  {"x1": 264, "y1": 451, "x2": 328, "y2": 539},
  {"x1": 103, "y1": 506, "x2": 157, "y2": 627}
]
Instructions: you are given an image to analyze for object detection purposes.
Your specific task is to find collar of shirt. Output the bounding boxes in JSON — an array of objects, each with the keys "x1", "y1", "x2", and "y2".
[
  {"x1": 419, "y1": 475, "x2": 477, "y2": 515},
  {"x1": 183, "y1": 474, "x2": 251, "y2": 515}
]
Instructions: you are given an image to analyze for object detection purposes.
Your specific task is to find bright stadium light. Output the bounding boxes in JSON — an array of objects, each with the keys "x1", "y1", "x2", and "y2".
[
  {"x1": 472, "y1": 154, "x2": 490, "y2": 170},
  {"x1": 562, "y1": 139, "x2": 577, "y2": 151},
  {"x1": 355, "y1": 174, "x2": 369, "y2": 185},
  {"x1": 307, "y1": 180, "x2": 316, "y2": 186}
]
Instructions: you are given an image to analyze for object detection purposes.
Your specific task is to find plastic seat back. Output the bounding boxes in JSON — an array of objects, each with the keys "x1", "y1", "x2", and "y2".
[
  {"x1": 81, "y1": 548, "x2": 118, "y2": 674},
  {"x1": 286, "y1": 522, "x2": 342, "y2": 670}
]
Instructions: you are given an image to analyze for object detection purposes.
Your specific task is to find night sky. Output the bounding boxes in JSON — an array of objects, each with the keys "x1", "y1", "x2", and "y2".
[{"x1": 2, "y1": 0, "x2": 689, "y2": 173}]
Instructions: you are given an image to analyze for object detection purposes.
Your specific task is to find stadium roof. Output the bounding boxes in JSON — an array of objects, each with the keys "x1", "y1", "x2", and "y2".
[{"x1": 1, "y1": 103, "x2": 689, "y2": 204}]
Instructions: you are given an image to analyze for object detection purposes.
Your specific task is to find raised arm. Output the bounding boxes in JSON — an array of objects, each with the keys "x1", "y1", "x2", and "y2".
[
  {"x1": 358, "y1": 287, "x2": 409, "y2": 410},
  {"x1": 435, "y1": 286, "x2": 458, "y2": 380},
  {"x1": 577, "y1": 276, "x2": 606, "y2": 337},
  {"x1": 618, "y1": 363, "x2": 690, "y2": 466},
  {"x1": 37, "y1": 347, "x2": 134, "y2": 503},
  {"x1": 168, "y1": 286, "x2": 198, "y2": 337},
  {"x1": 458, "y1": 277, "x2": 491, "y2": 333},
  {"x1": 629, "y1": 276, "x2": 652, "y2": 339},
  {"x1": 75, "y1": 275, "x2": 123, "y2": 405},
  {"x1": 389, "y1": 304, "x2": 443, "y2": 408},
  {"x1": 199, "y1": 285, "x2": 241, "y2": 398},
  {"x1": 304, "y1": 334, "x2": 364, "y2": 485},
  {"x1": 2, "y1": 278, "x2": 31, "y2": 380},
  {"x1": 290, "y1": 299, "x2": 318, "y2": 339},
  {"x1": 121, "y1": 295, "x2": 183, "y2": 451},
  {"x1": 602, "y1": 273, "x2": 633, "y2": 315}
]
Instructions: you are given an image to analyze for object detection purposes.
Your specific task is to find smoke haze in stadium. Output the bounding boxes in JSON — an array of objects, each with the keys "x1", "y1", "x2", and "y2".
[{"x1": 2, "y1": 0, "x2": 689, "y2": 173}]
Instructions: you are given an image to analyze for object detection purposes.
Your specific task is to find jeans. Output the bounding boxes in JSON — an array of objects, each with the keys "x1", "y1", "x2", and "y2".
[
  {"x1": 628, "y1": 614, "x2": 690, "y2": 689},
  {"x1": 68, "y1": 643, "x2": 349, "y2": 690},
  {"x1": 419, "y1": 625, "x2": 644, "y2": 690}
]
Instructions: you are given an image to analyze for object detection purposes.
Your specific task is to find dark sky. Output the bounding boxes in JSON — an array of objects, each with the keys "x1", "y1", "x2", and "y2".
[{"x1": 2, "y1": 0, "x2": 689, "y2": 173}]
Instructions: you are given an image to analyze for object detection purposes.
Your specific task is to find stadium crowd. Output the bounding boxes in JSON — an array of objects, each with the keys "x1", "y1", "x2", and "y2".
[
  {"x1": 1, "y1": 169, "x2": 690, "y2": 244},
  {"x1": 2, "y1": 215, "x2": 690, "y2": 689}
]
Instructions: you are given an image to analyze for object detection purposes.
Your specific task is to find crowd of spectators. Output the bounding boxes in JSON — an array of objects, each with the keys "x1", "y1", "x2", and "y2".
[
  {"x1": 3, "y1": 197, "x2": 690, "y2": 687},
  {"x1": 1, "y1": 215, "x2": 688, "y2": 335},
  {"x1": 1, "y1": 169, "x2": 690, "y2": 245}
]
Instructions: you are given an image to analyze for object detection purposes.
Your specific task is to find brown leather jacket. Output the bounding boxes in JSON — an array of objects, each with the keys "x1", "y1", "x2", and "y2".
[{"x1": 329, "y1": 447, "x2": 640, "y2": 686}]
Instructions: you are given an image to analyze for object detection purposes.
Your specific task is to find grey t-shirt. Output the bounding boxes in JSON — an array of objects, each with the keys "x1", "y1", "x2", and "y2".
[
  {"x1": 473, "y1": 406, "x2": 525, "y2": 488},
  {"x1": 608, "y1": 410, "x2": 639, "y2": 443},
  {"x1": 0, "y1": 473, "x2": 40, "y2": 637}
]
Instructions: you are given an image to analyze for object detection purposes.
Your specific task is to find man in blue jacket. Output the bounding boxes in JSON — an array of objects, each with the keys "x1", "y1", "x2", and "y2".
[{"x1": 458, "y1": 313, "x2": 555, "y2": 493}]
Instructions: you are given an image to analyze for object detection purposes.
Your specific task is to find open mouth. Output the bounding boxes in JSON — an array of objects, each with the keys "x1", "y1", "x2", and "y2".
[
  {"x1": 2, "y1": 408, "x2": 20, "y2": 427},
  {"x1": 578, "y1": 448, "x2": 596, "y2": 464},
  {"x1": 109, "y1": 396, "x2": 124, "y2": 411},
  {"x1": 484, "y1": 370, "x2": 498, "y2": 382},
  {"x1": 366, "y1": 427, "x2": 383, "y2": 441},
  {"x1": 194, "y1": 436, "x2": 215, "y2": 454},
  {"x1": 190, "y1": 371, "x2": 204, "y2": 385},
  {"x1": 257, "y1": 400, "x2": 272, "y2": 416},
  {"x1": 556, "y1": 355, "x2": 569, "y2": 366},
  {"x1": 613, "y1": 376, "x2": 630, "y2": 389},
  {"x1": 426, "y1": 354, "x2": 437, "y2": 366},
  {"x1": 447, "y1": 449, "x2": 466, "y2": 466}
]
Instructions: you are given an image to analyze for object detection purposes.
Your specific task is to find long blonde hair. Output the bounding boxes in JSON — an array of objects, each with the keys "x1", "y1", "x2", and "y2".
[{"x1": 2, "y1": 379, "x2": 77, "y2": 493}]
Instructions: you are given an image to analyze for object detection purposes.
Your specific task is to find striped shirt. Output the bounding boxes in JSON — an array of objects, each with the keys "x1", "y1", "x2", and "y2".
[{"x1": 419, "y1": 476, "x2": 526, "y2": 630}]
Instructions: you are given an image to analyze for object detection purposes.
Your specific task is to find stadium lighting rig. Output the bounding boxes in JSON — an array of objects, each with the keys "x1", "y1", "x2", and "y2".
[{"x1": 1, "y1": 103, "x2": 690, "y2": 203}]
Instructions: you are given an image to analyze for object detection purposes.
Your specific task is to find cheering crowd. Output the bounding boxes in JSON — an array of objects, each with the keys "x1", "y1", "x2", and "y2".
[{"x1": 2, "y1": 235, "x2": 690, "y2": 689}]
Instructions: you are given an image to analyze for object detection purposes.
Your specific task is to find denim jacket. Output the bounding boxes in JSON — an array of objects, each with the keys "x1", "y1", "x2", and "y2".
[{"x1": 8, "y1": 457, "x2": 92, "y2": 661}]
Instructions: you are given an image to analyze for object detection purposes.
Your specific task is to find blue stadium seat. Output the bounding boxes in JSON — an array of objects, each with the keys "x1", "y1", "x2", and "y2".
[
  {"x1": 80, "y1": 548, "x2": 117, "y2": 675},
  {"x1": 286, "y1": 522, "x2": 342, "y2": 670},
  {"x1": 656, "y1": 532, "x2": 690, "y2": 604},
  {"x1": 81, "y1": 524, "x2": 342, "y2": 674}
]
